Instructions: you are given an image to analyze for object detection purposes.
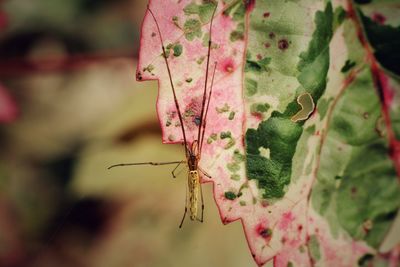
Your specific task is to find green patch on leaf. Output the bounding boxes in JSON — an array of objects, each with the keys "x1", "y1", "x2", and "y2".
[
  {"x1": 250, "y1": 103, "x2": 270, "y2": 114},
  {"x1": 225, "y1": 191, "x2": 237, "y2": 200},
  {"x1": 336, "y1": 141, "x2": 400, "y2": 248},
  {"x1": 228, "y1": 111, "x2": 235, "y2": 120},
  {"x1": 224, "y1": 139, "x2": 236, "y2": 149},
  {"x1": 220, "y1": 131, "x2": 232, "y2": 139},
  {"x1": 341, "y1": 59, "x2": 356, "y2": 73},
  {"x1": 223, "y1": 0, "x2": 244, "y2": 21},
  {"x1": 207, "y1": 133, "x2": 218, "y2": 144},
  {"x1": 173, "y1": 43, "x2": 183, "y2": 56},
  {"x1": 308, "y1": 235, "x2": 321, "y2": 261},
  {"x1": 297, "y1": 2, "x2": 333, "y2": 100},
  {"x1": 245, "y1": 56, "x2": 271, "y2": 73},
  {"x1": 311, "y1": 66, "x2": 400, "y2": 248},
  {"x1": 227, "y1": 162, "x2": 240, "y2": 172},
  {"x1": 245, "y1": 117, "x2": 303, "y2": 199},
  {"x1": 331, "y1": 68, "x2": 381, "y2": 146},
  {"x1": 333, "y1": 6, "x2": 347, "y2": 30},
  {"x1": 216, "y1": 103, "x2": 230, "y2": 113},
  {"x1": 183, "y1": 19, "x2": 202, "y2": 41},
  {"x1": 164, "y1": 43, "x2": 183, "y2": 58},
  {"x1": 245, "y1": 78, "x2": 258, "y2": 97},
  {"x1": 233, "y1": 149, "x2": 245, "y2": 162},
  {"x1": 306, "y1": 125, "x2": 316, "y2": 134},
  {"x1": 230, "y1": 22, "x2": 245, "y2": 42},
  {"x1": 231, "y1": 174, "x2": 240, "y2": 181},
  {"x1": 183, "y1": 1, "x2": 217, "y2": 23}
]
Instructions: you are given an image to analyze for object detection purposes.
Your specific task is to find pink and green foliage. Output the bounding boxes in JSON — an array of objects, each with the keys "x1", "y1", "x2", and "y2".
[{"x1": 137, "y1": 0, "x2": 400, "y2": 266}]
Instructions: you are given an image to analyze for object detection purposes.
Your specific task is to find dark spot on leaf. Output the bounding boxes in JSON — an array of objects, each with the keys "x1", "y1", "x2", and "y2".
[
  {"x1": 372, "y1": 12, "x2": 386, "y2": 25},
  {"x1": 194, "y1": 116, "x2": 201, "y2": 126},
  {"x1": 264, "y1": 42, "x2": 270, "y2": 48},
  {"x1": 269, "y1": 32, "x2": 275, "y2": 39},
  {"x1": 351, "y1": 186, "x2": 357, "y2": 194},
  {"x1": 263, "y1": 12, "x2": 270, "y2": 18},
  {"x1": 341, "y1": 59, "x2": 356, "y2": 73},
  {"x1": 224, "y1": 191, "x2": 237, "y2": 200},
  {"x1": 256, "y1": 225, "x2": 272, "y2": 241},
  {"x1": 136, "y1": 71, "x2": 142, "y2": 81},
  {"x1": 278, "y1": 39, "x2": 289, "y2": 50},
  {"x1": 151, "y1": 32, "x2": 156, "y2": 37},
  {"x1": 358, "y1": 253, "x2": 374, "y2": 266}
]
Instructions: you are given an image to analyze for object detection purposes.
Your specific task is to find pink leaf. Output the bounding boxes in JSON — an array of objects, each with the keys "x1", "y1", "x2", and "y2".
[{"x1": 136, "y1": 0, "x2": 400, "y2": 266}]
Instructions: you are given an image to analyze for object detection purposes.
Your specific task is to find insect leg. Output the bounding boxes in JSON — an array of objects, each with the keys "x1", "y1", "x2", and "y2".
[
  {"x1": 107, "y1": 161, "x2": 183, "y2": 170},
  {"x1": 147, "y1": 6, "x2": 189, "y2": 157},
  {"x1": 199, "y1": 62, "x2": 218, "y2": 153},
  {"x1": 198, "y1": 183, "x2": 205, "y2": 223},
  {"x1": 171, "y1": 160, "x2": 185, "y2": 178},
  {"x1": 198, "y1": 167, "x2": 212, "y2": 179},
  {"x1": 179, "y1": 180, "x2": 189, "y2": 228},
  {"x1": 197, "y1": 3, "x2": 218, "y2": 147}
]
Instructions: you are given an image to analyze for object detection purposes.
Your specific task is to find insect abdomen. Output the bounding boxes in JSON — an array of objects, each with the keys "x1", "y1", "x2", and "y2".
[{"x1": 188, "y1": 170, "x2": 199, "y2": 221}]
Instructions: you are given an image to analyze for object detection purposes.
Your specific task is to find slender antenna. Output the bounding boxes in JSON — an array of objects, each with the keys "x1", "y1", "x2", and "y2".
[
  {"x1": 200, "y1": 62, "x2": 217, "y2": 153},
  {"x1": 108, "y1": 161, "x2": 183, "y2": 170},
  {"x1": 197, "y1": 3, "x2": 218, "y2": 147},
  {"x1": 147, "y1": 6, "x2": 189, "y2": 157}
]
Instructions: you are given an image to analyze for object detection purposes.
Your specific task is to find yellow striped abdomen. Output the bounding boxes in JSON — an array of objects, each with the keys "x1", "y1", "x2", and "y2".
[{"x1": 188, "y1": 170, "x2": 199, "y2": 221}]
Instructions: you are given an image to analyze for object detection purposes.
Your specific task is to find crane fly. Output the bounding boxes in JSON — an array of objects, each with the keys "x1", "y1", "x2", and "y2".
[{"x1": 108, "y1": 2, "x2": 218, "y2": 228}]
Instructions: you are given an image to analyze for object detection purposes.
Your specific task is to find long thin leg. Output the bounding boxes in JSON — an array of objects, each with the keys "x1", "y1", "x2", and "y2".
[
  {"x1": 198, "y1": 167, "x2": 212, "y2": 179},
  {"x1": 199, "y1": 62, "x2": 217, "y2": 153},
  {"x1": 197, "y1": 3, "x2": 218, "y2": 147},
  {"x1": 147, "y1": 6, "x2": 189, "y2": 157},
  {"x1": 171, "y1": 160, "x2": 185, "y2": 178},
  {"x1": 198, "y1": 184, "x2": 205, "y2": 223},
  {"x1": 107, "y1": 161, "x2": 182, "y2": 170},
  {"x1": 179, "y1": 181, "x2": 189, "y2": 228}
]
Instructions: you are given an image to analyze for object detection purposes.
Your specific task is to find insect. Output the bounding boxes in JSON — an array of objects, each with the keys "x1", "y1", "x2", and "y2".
[{"x1": 108, "y1": 2, "x2": 218, "y2": 228}]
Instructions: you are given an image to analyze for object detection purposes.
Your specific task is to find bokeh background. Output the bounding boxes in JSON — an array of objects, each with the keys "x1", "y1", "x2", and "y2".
[{"x1": 0, "y1": 0, "x2": 255, "y2": 266}]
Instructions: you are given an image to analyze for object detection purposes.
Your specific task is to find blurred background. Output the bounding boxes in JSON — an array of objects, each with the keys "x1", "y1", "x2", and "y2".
[{"x1": 0, "y1": 0, "x2": 254, "y2": 266}]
